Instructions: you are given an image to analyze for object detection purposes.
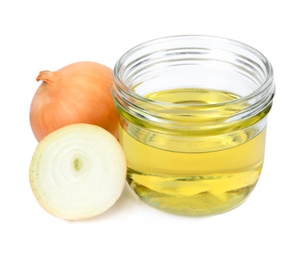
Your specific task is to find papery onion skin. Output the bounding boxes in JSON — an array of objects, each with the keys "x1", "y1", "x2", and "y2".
[{"x1": 30, "y1": 61, "x2": 118, "y2": 142}]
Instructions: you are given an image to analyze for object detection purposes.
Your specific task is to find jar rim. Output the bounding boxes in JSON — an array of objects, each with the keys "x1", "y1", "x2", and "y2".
[{"x1": 113, "y1": 35, "x2": 275, "y2": 109}]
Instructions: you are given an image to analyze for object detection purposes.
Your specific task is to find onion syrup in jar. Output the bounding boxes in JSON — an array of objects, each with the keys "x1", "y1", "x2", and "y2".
[{"x1": 112, "y1": 35, "x2": 275, "y2": 216}]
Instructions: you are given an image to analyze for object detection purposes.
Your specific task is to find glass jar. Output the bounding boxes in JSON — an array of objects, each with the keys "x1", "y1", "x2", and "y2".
[{"x1": 111, "y1": 35, "x2": 275, "y2": 216}]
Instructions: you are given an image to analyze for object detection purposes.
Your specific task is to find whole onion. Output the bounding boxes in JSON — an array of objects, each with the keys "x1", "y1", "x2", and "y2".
[{"x1": 30, "y1": 61, "x2": 118, "y2": 141}]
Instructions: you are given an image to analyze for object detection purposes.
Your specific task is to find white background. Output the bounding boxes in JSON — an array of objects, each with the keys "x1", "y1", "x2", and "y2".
[{"x1": 1, "y1": 0, "x2": 306, "y2": 259}]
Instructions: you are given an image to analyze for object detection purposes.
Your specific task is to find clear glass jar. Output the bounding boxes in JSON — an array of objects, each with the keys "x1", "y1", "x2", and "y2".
[{"x1": 111, "y1": 35, "x2": 275, "y2": 216}]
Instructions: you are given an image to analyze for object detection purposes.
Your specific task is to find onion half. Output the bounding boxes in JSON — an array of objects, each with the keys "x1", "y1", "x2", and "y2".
[{"x1": 29, "y1": 123, "x2": 126, "y2": 220}]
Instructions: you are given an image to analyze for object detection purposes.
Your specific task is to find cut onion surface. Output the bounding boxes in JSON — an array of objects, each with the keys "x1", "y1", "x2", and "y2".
[{"x1": 29, "y1": 123, "x2": 127, "y2": 220}]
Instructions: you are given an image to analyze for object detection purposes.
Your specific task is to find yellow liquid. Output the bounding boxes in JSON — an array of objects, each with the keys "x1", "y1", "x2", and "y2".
[{"x1": 119, "y1": 88, "x2": 267, "y2": 216}]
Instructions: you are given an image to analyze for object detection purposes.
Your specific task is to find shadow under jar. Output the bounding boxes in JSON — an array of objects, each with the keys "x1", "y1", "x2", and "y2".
[{"x1": 111, "y1": 35, "x2": 275, "y2": 216}]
